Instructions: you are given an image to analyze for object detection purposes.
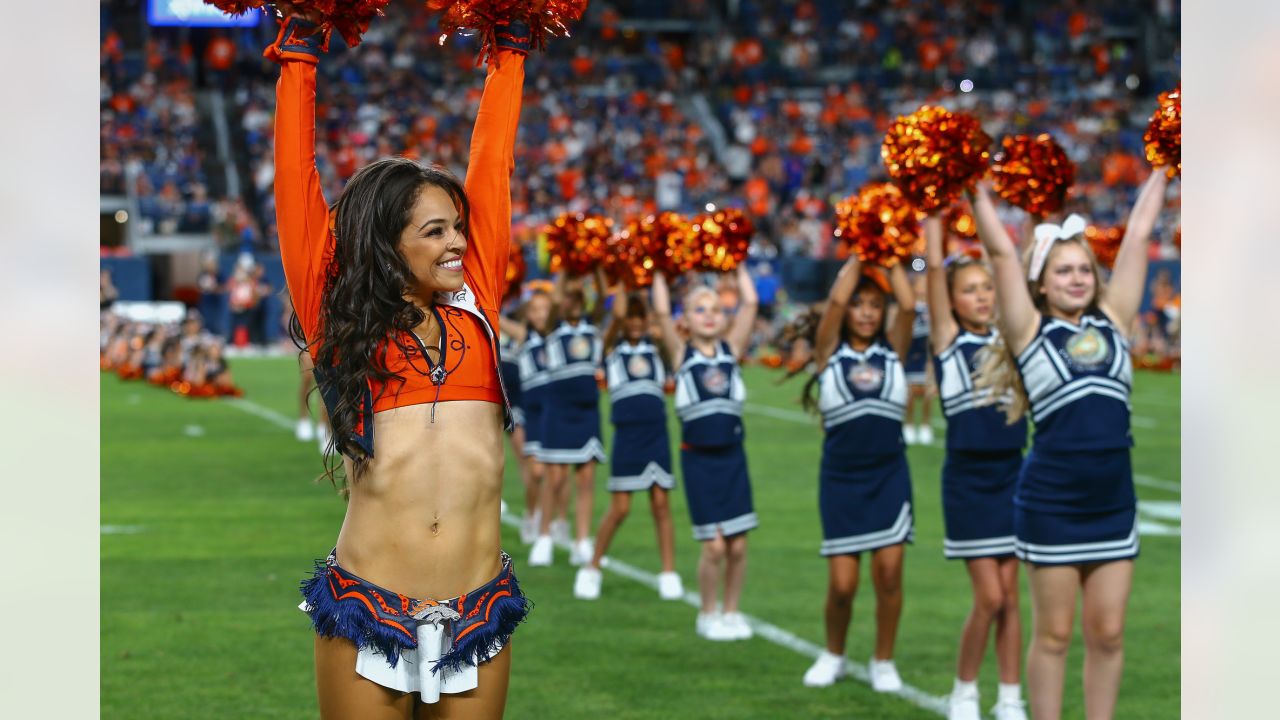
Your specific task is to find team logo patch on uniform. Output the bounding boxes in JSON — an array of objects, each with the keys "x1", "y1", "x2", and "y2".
[
  {"x1": 848, "y1": 362, "x2": 884, "y2": 393},
  {"x1": 627, "y1": 354, "x2": 652, "y2": 378},
  {"x1": 568, "y1": 336, "x2": 592, "y2": 360},
  {"x1": 701, "y1": 367, "x2": 729, "y2": 396},
  {"x1": 1064, "y1": 326, "x2": 1111, "y2": 370}
]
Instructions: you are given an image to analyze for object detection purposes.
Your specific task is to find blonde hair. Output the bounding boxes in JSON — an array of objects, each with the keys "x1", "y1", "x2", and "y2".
[
  {"x1": 974, "y1": 237, "x2": 1105, "y2": 424},
  {"x1": 683, "y1": 285, "x2": 719, "y2": 310}
]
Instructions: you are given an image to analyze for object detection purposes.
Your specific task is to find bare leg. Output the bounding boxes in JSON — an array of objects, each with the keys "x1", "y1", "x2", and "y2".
[
  {"x1": 588, "y1": 492, "x2": 632, "y2": 569},
  {"x1": 417, "y1": 643, "x2": 512, "y2": 720},
  {"x1": 314, "y1": 635, "x2": 414, "y2": 720},
  {"x1": 721, "y1": 532, "x2": 749, "y2": 614},
  {"x1": 1026, "y1": 563, "x2": 1082, "y2": 720},
  {"x1": 552, "y1": 464, "x2": 571, "y2": 528},
  {"x1": 994, "y1": 556, "x2": 1024, "y2": 685},
  {"x1": 649, "y1": 486, "x2": 677, "y2": 573},
  {"x1": 1080, "y1": 561, "x2": 1133, "y2": 720},
  {"x1": 697, "y1": 534, "x2": 727, "y2": 614},
  {"x1": 538, "y1": 464, "x2": 568, "y2": 535},
  {"x1": 573, "y1": 460, "x2": 597, "y2": 541},
  {"x1": 870, "y1": 544, "x2": 905, "y2": 660},
  {"x1": 824, "y1": 554, "x2": 861, "y2": 655},
  {"x1": 955, "y1": 556, "x2": 1007, "y2": 681}
]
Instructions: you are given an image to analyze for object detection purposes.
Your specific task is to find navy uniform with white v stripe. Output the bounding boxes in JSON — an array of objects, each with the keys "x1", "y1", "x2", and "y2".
[
  {"x1": 517, "y1": 331, "x2": 549, "y2": 457},
  {"x1": 815, "y1": 338, "x2": 913, "y2": 556},
  {"x1": 1013, "y1": 311, "x2": 1137, "y2": 565},
  {"x1": 934, "y1": 329, "x2": 1027, "y2": 559},
  {"x1": 500, "y1": 332, "x2": 524, "y2": 429},
  {"x1": 674, "y1": 340, "x2": 756, "y2": 540},
  {"x1": 539, "y1": 320, "x2": 607, "y2": 464},
  {"x1": 605, "y1": 339, "x2": 674, "y2": 492}
]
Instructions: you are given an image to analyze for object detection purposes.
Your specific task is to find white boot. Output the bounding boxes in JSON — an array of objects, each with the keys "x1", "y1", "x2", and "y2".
[
  {"x1": 657, "y1": 572, "x2": 684, "y2": 600},
  {"x1": 569, "y1": 538, "x2": 594, "y2": 566},
  {"x1": 573, "y1": 566, "x2": 602, "y2": 600},
  {"x1": 528, "y1": 535, "x2": 553, "y2": 567},
  {"x1": 295, "y1": 418, "x2": 314, "y2": 442},
  {"x1": 947, "y1": 679, "x2": 980, "y2": 720},
  {"x1": 802, "y1": 651, "x2": 846, "y2": 687},
  {"x1": 868, "y1": 657, "x2": 903, "y2": 692},
  {"x1": 918, "y1": 424, "x2": 935, "y2": 445}
]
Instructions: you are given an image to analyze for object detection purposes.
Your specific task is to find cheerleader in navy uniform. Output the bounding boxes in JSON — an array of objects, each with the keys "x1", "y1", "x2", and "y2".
[
  {"x1": 573, "y1": 285, "x2": 683, "y2": 601},
  {"x1": 502, "y1": 290, "x2": 553, "y2": 549},
  {"x1": 970, "y1": 169, "x2": 1169, "y2": 720},
  {"x1": 923, "y1": 216, "x2": 1028, "y2": 720},
  {"x1": 530, "y1": 274, "x2": 608, "y2": 567},
  {"x1": 902, "y1": 278, "x2": 935, "y2": 445},
  {"x1": 800, "y1": 256, "x2": 916, "y2": 690},
  {"x1": 652, "y1": 264, "x2": 758, "y2": 642}
]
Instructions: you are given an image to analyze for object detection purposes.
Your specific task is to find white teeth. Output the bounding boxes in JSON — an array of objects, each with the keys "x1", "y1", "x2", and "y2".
[{"x1": 439, "y1": 259, "x2": 462, "y2": 270}]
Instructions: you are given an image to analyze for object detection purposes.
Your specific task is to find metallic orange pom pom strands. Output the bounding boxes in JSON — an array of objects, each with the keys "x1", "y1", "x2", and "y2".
[
  {"x1": 1144, "y1": 86, "x2": 1181, "y2": 178},
  {"x1": 1085, "y1": 224, "x2": 1125, "y2": 269},
  {"x1": 991, "y1": 133, "x2": 1076, "y2": 216},
  {"x1": 882, "y1": 105, "x2": 992, "y2": 212},
  {"x1": 690, "y1": 208, "x2": 754, "y2": 272},
  {"x1": 205, "y1": 1, "x2": 391, "y2": 47},
  {"x1": 944, "y1": 201, "x2": 977, "y2": 239},
  {"x1": 833, "y1": 182, "x2": 921, "y2": 267},
  {"x1": 544, "y1": 212, "x2": 612, "y2": 276},
  {"x1": 428, "y1": 0, "x2": 588, "y2": 57},
  {"x1": 603, "y1": 220, "x2": 662, "y2": 288},
  {"x1": 504, "y1": 241, "x2": 527, "y2": 301}
]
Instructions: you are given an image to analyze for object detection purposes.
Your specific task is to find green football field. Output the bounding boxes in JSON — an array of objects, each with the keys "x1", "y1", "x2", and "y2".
[{"x1": 101, "y1": 359, "x2": 1180, "y2": 718}]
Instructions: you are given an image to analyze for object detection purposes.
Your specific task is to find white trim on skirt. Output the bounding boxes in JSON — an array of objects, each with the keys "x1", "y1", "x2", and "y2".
[
  {"x1": 944, "y1": 534, "x2": 1017, "y2": 559},
  {"x1": 1014, "y1": 522, "x2": 1139, "y2": 565},
  {"x1": 820, "y1": 502, "x2": 914, "y2": 556},
  {"x1": 607, "y1": 462, "x2": 675, "y2": 492},
  {"x1": 692, "y1": 511, "x2": 758, "y2": 540},
  {"x1": 537, "y1": 438, "x2": 607, "y2": 465}
]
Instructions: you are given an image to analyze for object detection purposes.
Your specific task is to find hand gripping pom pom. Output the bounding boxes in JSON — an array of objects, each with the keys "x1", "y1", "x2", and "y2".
[
  {"x1": 1085, "y1": 224, "x2": 1125, "y2": 270},
  {"x1": 1144, "y1": 86, "x2": 1181, "y2": 178},
  {"x1": 991, "y1": 133, "x2": 1076, "y2": 216},
  {"x1": 690, "y1": 208, "x2": 754, "y2": 273},
  {"x1": 428, "y1": 0, "x2": 588, "y2": 59},
  {"x1": 881, "y1": 105, "x2": 991, "y2": 213},
  {"x1": 833, "y1": 182, "x2": 921, "y2": 267},
  {"x1": 944, "y1": 201, "x2": 977, "y2": 240},
  {"x1": 544, "y1": 213, "x2": 612, "y2": 277},
  {"x1": 206, "y1": 1, "x2": 390, "y2": 48}
]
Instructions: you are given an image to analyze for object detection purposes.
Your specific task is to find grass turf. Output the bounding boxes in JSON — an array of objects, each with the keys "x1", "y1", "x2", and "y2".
[{"x1": 101, "y1": 360, "x2": 1180, "y2": 718}]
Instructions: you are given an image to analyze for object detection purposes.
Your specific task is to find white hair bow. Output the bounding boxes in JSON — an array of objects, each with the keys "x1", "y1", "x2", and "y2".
[{"x1": 1028, "y1": 214, "x2": 1087, "y2": 282}]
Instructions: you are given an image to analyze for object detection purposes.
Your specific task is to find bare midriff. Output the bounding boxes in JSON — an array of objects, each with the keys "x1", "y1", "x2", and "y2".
[{"x1": 332, "y1": 399, "x2": 505, "y2": 601}]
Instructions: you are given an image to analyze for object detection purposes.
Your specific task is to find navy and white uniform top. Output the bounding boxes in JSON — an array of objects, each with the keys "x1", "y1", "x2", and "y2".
[
  {"x1": 910, "y1": 301, "x2": 930, "y2": 345},
  {"x1": 674, "y1": 340, "x2": 746, "y2": 447},
  {"x1": 816, "y1": 338, "x2": 906, "y2": 454},
  {"x1": 1016, "y1": 311, "x2": 1132, "y2": 451},
  {"x1": 499, "y1": 332, "x2": 522, "y2": 399},
  {"x1": 934, "y1": 329, "x2": 1027, "y2": 451},
  {"x1": 605, "y1": 338, "x2": 666, "y2": 425},
  {"x1": 544, "y1": 320, "x2": 603, "y2": 405},
  {"x1": 517, "y1": 330, "x2": 550, "y2": 398}
]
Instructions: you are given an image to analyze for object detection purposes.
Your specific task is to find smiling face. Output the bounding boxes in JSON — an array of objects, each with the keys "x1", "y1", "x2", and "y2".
[
  {"x1": 950, "y1": 263, "x2": 995, "y2": 330},
  {"x1": 686, "y1": 289, "x2": 727, "y2": 341},
  {"x1": 845, "y1": 284, "x2": 886, "y2": 344},
  {"x1": 525, "y1": 293, "x2": 551, "y2": 333},
  {"x1": 1037, "y1": 241, "x2": 1097, "y2": 317},
  {"x1": 397, "y1": 185, "x2": 467, "y2": 299}
]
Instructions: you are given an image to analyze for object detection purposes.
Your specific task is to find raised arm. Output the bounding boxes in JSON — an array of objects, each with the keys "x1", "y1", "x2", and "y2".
[
  {"x1": 651, "y1": 271, "x2": 686, "y2": 368},
  {"x1": 588, "y1": 266, "x2": 609, "y2": 326},
  {"x1": 269, "y1": 17, "x2": 333, "y2": 353},
  {"x1": 969, "y1": 184, "x2": 1038, "y2": 354},
  {"x1": 924, "y1": 214, "x2": 958, "y2": 349},
  {"x1": 1098, "y1": 170, "x2": 1169, "y2": 330},
  {"x1": 462, "y1": 22, "x2": 529, "y2": 315},
  {"x1": 813, "y1": 253, "x2": 862, "y2": 371},
  {"x1": 600, "y1": 281, "x2": 627, "y2": 350},
  {"x1": 498, "y1": 314, "x2": 528, "y2": 343},
  {"x1": 725, "y1": 263, "x2": 758, "y2": 358},
  {"x1": 885, "y1": 263, "x2": 916, "y2": 359}
]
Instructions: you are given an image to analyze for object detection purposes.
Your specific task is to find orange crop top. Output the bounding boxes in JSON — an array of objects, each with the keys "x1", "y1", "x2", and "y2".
[{"x1": 273, "y1": 42, "x2": 525, "y2": 455}]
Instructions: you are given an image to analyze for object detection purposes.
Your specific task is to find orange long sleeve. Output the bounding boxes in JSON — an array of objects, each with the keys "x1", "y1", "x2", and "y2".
[
  {"x1": 274, "y1": 59, "x2": 333, "y2": 356},
  {"x1": 463, "y1": 49, "x2": 526, "y2": 327}
]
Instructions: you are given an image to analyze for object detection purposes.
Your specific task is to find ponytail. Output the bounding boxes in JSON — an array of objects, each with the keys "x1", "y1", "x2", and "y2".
[{"x1": 973, "y1": 331, "x2": 1028, "y2": 424}]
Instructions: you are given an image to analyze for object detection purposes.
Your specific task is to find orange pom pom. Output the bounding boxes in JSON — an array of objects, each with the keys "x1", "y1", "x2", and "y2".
[
  {"x1": 625, "y1": 212, "x2": 698, "y2": 277},
  {"x1": 691, "y1": 208, "x2": 754, "y2": 272},
  {"x1": 429, "y1": 0, "x2": 587, "y2": 58},
  {"x1": 544, "y1": 212, "x2": 612, "y2": 276},
  {"x1": 206, "y1": 1, "x2": 391, "y2": 47},
  {"x1": 1144, "y1": 86, "x2": 1181, "y2": 178},
  {"x1": 504, "y1": 241, "x2": 527, "y2": 301},
  {"x1": 833, "y1": 182, "x2": 921, "y2": 267},
  {"x1": 882, "y1": 105, "x2": 992, "y2": 212},
  {"x1": 991, "y1": 133, "x2": 1076, "y2": 216},
  {"x1": 1085, "y1": 224, "x2": 1125, "y2": 269},
  {"x1": 944, "y1": 200, "x2": 977, "y2": 239}
]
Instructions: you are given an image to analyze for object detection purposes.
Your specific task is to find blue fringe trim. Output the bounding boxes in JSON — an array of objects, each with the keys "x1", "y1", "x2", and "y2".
[
  {"x1": 430, "y1": 572, "x2": 532, "y2": 676},
  {"x1": 299, "y1": 558, "x2": 417, "y2": 668}
]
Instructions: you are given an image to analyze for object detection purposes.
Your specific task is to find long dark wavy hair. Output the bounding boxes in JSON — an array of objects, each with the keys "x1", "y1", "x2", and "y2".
[
  {"x1": 801, "y1": 275, "x2": 890, "y2": 413},
  {"x1": 290, "y1": 157, "x2": 470, "y2": 484}
]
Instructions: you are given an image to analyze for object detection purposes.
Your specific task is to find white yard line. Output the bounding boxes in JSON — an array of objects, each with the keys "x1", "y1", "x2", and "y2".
[
  {"x1": 500, "y1": 511, "x2": 950, "y2": 717},
  {"x1": 224, "y1": 398, "x2": 296, "y2": 431},
  {"x1": 1134, "y1": 474, "x2": 1181, "y2": 493},
  {"x1": 101, "y1": 525, "x2": 145, "y2": 534}
]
